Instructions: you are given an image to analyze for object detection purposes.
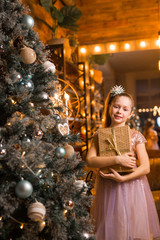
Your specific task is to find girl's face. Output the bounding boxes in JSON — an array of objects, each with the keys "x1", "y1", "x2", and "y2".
[{"x1": 109, "y1": 96, "x2": 133, "y2": 127}]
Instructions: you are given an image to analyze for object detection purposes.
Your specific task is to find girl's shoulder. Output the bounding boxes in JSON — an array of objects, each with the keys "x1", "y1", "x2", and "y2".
[{"x1": 130, "y1": 128, "x2": 147, "y2": 145}]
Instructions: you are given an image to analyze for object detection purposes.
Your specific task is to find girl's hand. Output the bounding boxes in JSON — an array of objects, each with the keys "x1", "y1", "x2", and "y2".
[
  {"x1": 99, "y1": 169, "x2": 124, "y2": 182},
  {"x1": 117, "y1": 152, "x2": 136, "y2": 168}
]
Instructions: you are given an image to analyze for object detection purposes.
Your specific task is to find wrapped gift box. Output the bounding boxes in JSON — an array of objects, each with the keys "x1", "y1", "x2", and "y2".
[{"x1": 98, "y1": 125, "x2": 133, "y2": 174}]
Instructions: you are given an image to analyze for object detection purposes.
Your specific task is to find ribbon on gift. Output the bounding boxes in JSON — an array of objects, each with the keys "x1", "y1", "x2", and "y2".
[{"x1": 105, "y1": 128, "x2": 121, "y2": 156}]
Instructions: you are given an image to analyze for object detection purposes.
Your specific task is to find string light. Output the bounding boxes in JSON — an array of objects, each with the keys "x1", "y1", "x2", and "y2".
[
  {"x1": 109, "y1": 44, "x2": 116, "y2": 51},
  {"x1": 124, "y1": 43, "x2": 130, "y2": 50},
  {"x1": 29, "y1": 102, "x2": 34, "y2": 107},
  {"x1": 20, "y1": 224, "x2": 24, "y2": 229},
  {"x1": 138, "y1": 106, "x2": 160, "y2": 116},
  {"x1": 80, "y1": 47, "x2": 86, "y2": 54},
  {"x1": 140, "y1": 41, "x2": 146, "y2": 48},
  {"x1": 94, "y1": 46, "x2": 101, "y2": 52},
  {"x1": 10, "y1": 98, "x2": 16, "y2": 104}
]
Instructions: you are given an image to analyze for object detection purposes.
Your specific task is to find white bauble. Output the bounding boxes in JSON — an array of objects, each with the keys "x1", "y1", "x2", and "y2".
[
  {"x1": 27, "y1": 201, "x2": 46, "y2": 222},
  {"x1": 43, "y1": 61, "x2": 56, "y2": 74},
  {"x1": 74, "y1": 180, "x2": 88, "y2": 194}
]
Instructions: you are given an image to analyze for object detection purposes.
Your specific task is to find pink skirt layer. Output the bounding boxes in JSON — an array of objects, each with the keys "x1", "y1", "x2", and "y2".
[{"x1": 94, "y1": 174, "x2": 160, "y2": 240}]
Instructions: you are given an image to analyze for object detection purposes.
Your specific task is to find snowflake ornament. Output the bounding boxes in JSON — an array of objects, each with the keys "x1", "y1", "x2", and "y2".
[{"x1": 110, "y1": 85, "x2": 125, "y2": 97}]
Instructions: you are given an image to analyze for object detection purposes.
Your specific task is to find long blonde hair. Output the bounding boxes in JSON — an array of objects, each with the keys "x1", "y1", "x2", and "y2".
[{"x1": 103, "y1": 91, "x2": 134, "y2": 128}]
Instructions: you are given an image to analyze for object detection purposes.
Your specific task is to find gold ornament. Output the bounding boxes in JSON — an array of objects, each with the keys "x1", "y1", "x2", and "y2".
[
  {"x1": 27, "y1": 201, "x2": 46, "y2": 222},
  {"x1": 20, "y1": 46, "x2": 36, "y2": 64},
  {"x1": 64, "y1": 144, "x2": 74, "y2": 159}
]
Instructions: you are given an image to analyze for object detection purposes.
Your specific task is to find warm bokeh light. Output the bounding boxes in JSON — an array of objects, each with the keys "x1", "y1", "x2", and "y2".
[
  {"x1": 79, "y1": 79, "x2": 84, "y2": 88},
  {"x1": 94, "y1": 46, "x2": 101, "y2": 52},
  {"x1": 92, "y1": 114, "x2": 96, "y2": 120},
  {"x1": 124, "y1": 43, "x2": 130, "y2": 50},
  {"x1": 158, "y1": 59, "x2": 160, "y2": 71},
  {"x1": 90, "y1": 69, "x2": 94, "y2": 76},
  {"x1": 140, "y1": 41, "x2": 146, "y2": 48},
  {"x1": 109, "y1": 44, "x2": 116, "y2": 51},
  {"x1": 64, "y1": 92, "x2": 69, "y2": 100},
  {"x1": 91, "y1": 100, "x2": 95, "y2": 105},
  {"x1": 80, "y1": 47, "x2": 86, "y2": 54}
]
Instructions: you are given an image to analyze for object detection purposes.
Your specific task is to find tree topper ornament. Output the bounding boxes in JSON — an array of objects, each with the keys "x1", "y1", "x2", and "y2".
[{"x1": 110, "y1": 85, "x2": 125, "y2": 97}]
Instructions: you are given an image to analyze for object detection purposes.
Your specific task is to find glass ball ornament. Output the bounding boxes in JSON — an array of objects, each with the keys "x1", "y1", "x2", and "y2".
[
  {"x1": 22, "y1": 15, "x2": 34, "y2": 29},
  {"x1": 11, "y1": 72, "x2": 22, "y2": 83},
  {"x1": 55, "y1": 147, "x2": 66, "y2": 158},
  {"x1": 15, "y1": 180, "x2": 33, "y2": 199},
  {"x1": 0, "y1": 143, "x2": 7, "y2": 159},
  {"x1": 34, "y1": 129, "x2": 43, "y2": 140},
  {"x1": 18, "y1": 79, "x2": 34, "y2": 93},
  {"x1": 54, "y1": 114, "x2": 61, "y2": 121},
  {"x1": 20, "y1": 46, "x2": 36, "y2": 64},
  {"x1": 63, "y1": 199, "x2": 74, "y2": 210}
]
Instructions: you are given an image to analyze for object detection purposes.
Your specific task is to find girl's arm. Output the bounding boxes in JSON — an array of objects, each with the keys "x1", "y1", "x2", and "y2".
[
  {"x1": 86, "y1": 135, "x2": 136, "y2": 169},
  {"x1": 121, "y1": 143, "x2": 150, "y2": 181},
  {"x1": 100, "y1": 142, "x2": 150, "y2": 182}
]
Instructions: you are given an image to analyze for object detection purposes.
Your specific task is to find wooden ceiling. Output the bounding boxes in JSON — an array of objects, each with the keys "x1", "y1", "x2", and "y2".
[{"x1": 76, "y1": 0, "x2": 160, "y2": 45}]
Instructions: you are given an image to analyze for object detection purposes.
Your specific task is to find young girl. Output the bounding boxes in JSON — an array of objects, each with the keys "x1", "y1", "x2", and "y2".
[{"x1": 86, "y1": 85, "x2": 160, "y2": 240}]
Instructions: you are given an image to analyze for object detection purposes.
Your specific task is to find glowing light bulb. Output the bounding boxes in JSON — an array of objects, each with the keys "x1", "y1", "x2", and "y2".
[
  {"x1": 124, "y1": 43, "x2": 130, "y2": 50},
  {"x1": 109, "y1": 44, "x2": 116, "y2": 51},
  {"x1": 20, "y1": 224, "x2": 24, "y2": 229},
  {"x1": 140, "y1": 41, "x2": 146, "y2": 48},
  {"x1": 94, "y1": 46, "x2": 101, "y2": 52},
  {"x1": 80, "y1": 48, "x2": 86, "y2": 54},
  {"x1": 90, "y1": 69, "x2": 94, "y2": 76}
]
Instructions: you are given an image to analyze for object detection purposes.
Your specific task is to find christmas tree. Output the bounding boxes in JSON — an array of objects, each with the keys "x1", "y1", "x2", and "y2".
[{"x1": 0, "y1": 0, "x2": 94, "y2": 239}]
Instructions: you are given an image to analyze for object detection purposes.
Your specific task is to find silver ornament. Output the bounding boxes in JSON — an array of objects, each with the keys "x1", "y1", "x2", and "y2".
[
  {"x1": 11, "y1": 72, "x2": 22, "y2": 83},
  {"x1": 19, "y1": 79, "x2": 34, "y2": 93},
  {"x1": 15, "y1": 180, "x2": 33, "y2": 199},
  {"x1": 22, "y1": 15, "x2": 34, "y2": 28},
  {"x1": 0, "y1": 143, "x2": 7, "y2": 159},
  {"x1": 55, "y1": 147, "x2": 66, "y2": 158}
]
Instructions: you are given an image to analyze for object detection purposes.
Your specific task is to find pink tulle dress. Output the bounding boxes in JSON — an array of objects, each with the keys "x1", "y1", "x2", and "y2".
[{"x1": 94, "y1": 129, "x2": 160, "y2": 240}]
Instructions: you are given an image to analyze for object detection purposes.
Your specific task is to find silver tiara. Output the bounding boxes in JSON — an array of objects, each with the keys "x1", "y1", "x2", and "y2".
[{"x1": 110, "y1": 85, "x2": 125, "y2": 97}]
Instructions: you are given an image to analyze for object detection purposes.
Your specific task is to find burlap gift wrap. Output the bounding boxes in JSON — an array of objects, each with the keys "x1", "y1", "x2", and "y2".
[{"x1": 98, "y1": 125, "x2": 133, "y2": 174}]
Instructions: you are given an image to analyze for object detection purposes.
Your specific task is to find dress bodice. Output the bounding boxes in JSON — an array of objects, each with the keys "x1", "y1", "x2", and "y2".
[{"x1": 130, "y1": 129, "x2": 147, "y2": 154}]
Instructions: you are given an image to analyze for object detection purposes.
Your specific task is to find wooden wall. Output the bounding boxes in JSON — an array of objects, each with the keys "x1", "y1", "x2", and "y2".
[
  {"x1": 22, "y1": 0, "x2": 67, "y2": 43},
  {"x1": 76, "y1": 0, "x2": 160, "y2": 45}
]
